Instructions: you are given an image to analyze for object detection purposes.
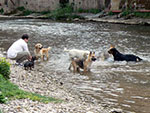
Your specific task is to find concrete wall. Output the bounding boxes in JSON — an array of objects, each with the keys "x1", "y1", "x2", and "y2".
[
  {"x1": 110, "y1": 0, "x2": 120, "y2": 10},
  {"x1": 69, "y1": 0, "x2": 105, "y2": 10},
  {"x1": 0, "y1": 0, "x2": 60, "y2": 13},
  {"x1": 0, "y1": 0, "x2": 106, "y2": 13},
  {"x1": 19, "y1": 0, "x2": 60, "y2": 12},
  {"x1": 0, "y1": 0, "x2": 150, "y2": 13}
]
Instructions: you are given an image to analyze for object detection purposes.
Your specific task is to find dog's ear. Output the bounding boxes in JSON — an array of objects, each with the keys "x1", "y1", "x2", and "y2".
[
  {"x1": 90, "y1": 51, "x2": 92, "y2": 55},
  {"x1": 35, "y1": 45, "x2": 38, "y2": 49},
  {"x1": 110, "y1": 45, "x2": 115, "y2": 49}
]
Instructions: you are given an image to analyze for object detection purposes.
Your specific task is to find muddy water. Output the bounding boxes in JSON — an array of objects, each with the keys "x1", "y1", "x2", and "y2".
[{"x1": 0, "y1": 19, "x2": 150, "y2": 113}]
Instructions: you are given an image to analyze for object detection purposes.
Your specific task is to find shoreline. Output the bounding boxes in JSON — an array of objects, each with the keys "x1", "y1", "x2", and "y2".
[
  {"x1": 0, "y1": 51, "x2": 114, "y2": 113},
  {"x1": 0, "y1": 14, "x2": 150, "y2": 26}
]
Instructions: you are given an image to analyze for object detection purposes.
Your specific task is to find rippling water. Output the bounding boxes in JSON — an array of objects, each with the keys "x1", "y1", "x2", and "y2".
[{"x1": 0, "y1": 19, "x2": 150, "y2": 113}]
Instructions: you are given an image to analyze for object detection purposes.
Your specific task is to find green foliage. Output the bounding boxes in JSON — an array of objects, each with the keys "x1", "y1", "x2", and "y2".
[
  {"x1": 22, "y1": 10, "x2": 33, "y2": 16},
  {"x1": 0, "y1": 57, "x2": 10, "y2": 79},
  {"x1": 0, "y1": 74, "x2": 61, "y2": 103},
  {"x1": 0, "y1": 109, "x2": 3, "y2": 113},
  {"x1": 40, "y1": 11, "x2": 51, "y2": 15},
  {"x1": 0, "y1": 91, "x2": 7, "y2": 103},
  {"x1": 108, "y1": 11, "x2": 116, "y2": 16},
  {"x1": 17, "y1": 6, "x2": 25, "y2": 11},
  {"x1": 77, "y1": 8, "x2": 100, "y2": 14},
  {"x1": 134, "y1": 12, "x2": 150, "y2": 18},
  {"x1": 121, "y1": 9, "x2": 132, "y2": 16},
  {"x1": 0, "y1": 8, "x2": 4, "y2": 14},
  {"x1": 47, "y1": 4, "x2": 75, "y2": 20}
]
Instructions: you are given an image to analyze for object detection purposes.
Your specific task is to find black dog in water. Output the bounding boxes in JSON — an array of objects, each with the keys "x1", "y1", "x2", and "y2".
[
  {"x1": 24, "y1": 56, "x2": 37, "y2": 70},
  {"x1": 108, "y1": 46, "x2": 142, "y2": 62}
]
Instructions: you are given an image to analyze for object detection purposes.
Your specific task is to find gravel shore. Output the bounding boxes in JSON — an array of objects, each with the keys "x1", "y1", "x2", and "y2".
[{"x1": 0, "y1": 56, "x2": 112, "y2": 113}]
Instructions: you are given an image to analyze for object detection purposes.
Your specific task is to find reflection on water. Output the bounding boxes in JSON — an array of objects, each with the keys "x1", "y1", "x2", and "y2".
[{"x1": 0, "y1": 19, "x2": 150, "y2": 113}]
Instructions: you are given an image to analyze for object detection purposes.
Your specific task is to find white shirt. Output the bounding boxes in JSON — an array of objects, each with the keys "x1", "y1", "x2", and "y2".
[{"x1": 7, "y1": 39, "x2": 30, "y2": 58}]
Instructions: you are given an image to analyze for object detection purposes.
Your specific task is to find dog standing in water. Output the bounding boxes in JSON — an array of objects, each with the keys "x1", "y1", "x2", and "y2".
[
  {"x1": 34, "y1": 43, "x2": 51, "y2": 61},
  {"x1": 108, "y1": 45, "x2": 142, "y2": 62},
  {"x1": 69, "y1": 52, "x2": 96, "y2": 73}
]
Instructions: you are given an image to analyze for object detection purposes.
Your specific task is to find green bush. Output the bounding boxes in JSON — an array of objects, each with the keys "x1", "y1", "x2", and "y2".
[
  {"x1": 134, "y1": 12, "x2": 150, "y2": 18},
  {"x1": 0, "y1": 92, "x2": 7, "y2": 103},
  {"x1": 47, "y1": 4, "x2": 74, "y2": 20},
  {"x1": 0, "y1": 57, "x2": 10, "y2": 79},
  {"x1": 77, "y1": 8, "x2": 100, "y2": 14},
  {"x1": 17, "y1": 6, "x2": 25, "y2": 11},
  {"x1": 121, "y1": 9, "x2": 132, "y2": 16},
  {"x1": 0, "y1": 8, "x2": 4, "y2": 14},
  {"x1": 108, "y1": 11, "x2": 115, "y2": 16}
]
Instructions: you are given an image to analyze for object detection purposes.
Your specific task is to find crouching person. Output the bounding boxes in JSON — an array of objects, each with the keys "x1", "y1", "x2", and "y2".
[{"x1": 7, "y1": 34, "x2": 32, "y2": 66}]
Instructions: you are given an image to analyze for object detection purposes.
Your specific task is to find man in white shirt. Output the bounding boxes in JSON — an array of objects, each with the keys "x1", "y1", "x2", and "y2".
[{"x1": 7, "y1": 34, "x2": 32, "y2": 65}]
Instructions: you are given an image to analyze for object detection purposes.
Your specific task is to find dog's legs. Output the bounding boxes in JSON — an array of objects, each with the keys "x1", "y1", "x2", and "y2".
[
  {"x1": 73, "y1": 64, "x2": 77, "y2": 73},
  {"x1": 77, "y1": 67, "x2": 80, "y2": 73},
  {"x1": 68, "y1": 63, "x2": 72, "y2": 70},
  {"x1": 46, "y1": 52, "x2": 49, "y2": 60},
  {"x1": 41, "y1": 55, "x2": 44, "y2": 61},
  {"x1": 84, "y1": 66, "x2": 87, "y2": 73}
]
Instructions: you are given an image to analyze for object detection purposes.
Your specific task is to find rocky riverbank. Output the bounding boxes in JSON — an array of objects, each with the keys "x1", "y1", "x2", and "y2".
[
  {"x1": 0, "y1": 13, "x2": 150, "y2": 26},
  {"x1": 0, "y1": 51, "x2": 117, "y2": 113},
  {"x1": 78, "y1": 13, "x2": 150, "y2": 25}
]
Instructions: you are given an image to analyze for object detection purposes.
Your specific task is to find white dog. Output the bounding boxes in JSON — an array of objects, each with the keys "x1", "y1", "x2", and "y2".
[{"x1": 64, "y1": 48, "x2": 90, "y2": 59}]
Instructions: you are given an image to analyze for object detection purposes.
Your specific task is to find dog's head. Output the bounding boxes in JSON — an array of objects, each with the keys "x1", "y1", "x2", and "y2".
[
  {"x1": 88, "y1": 52, "x2": 97, "y2": 61},
  {"x1": 35, "y1": 43, "x2": 43, "y2": 50},
  {"x1": 31, "y1": 56, "x2": 37, "y2": 61},
  {"x1": 108, "y1": 45, "x2": 118, "y2": 55}
]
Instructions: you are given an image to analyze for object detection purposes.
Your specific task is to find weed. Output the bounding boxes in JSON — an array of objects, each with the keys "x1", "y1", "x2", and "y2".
[
  {"x1": 0, "y1": 8, "x2": 4, "y2": 14},
  {"x1": 77, "y1": 8, "x2": 100, "y2": 14},
  {"x1": 17, "y1": 6, "x2": 25, "y2": 11},
  {"x1": 0, "y1": 57, "x2": 10, "y2": 79}
]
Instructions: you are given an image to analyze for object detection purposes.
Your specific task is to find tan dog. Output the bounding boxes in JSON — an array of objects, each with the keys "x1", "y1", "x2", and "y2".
[
  {"x1": 34, "y1": 43, "x2": 51, "y2": 61},
  {"x1": 69, "y1": 52, "x2": 96, "y2": 73}
]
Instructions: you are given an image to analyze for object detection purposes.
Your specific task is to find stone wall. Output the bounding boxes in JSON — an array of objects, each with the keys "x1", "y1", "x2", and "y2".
[
  {"x1": 110, "y1": 0, "x2": 120, "y2": 10},
  {"x1": 69, "y1": 0, "x2": 105, "y2": 10},
  {"x1": 19, "y1": 0, "x2": 60, "y2": 12},
  {"x1": 1, "y1": 0, "x2": 149, "y2": 14},
  {"x1": 0, "y1": 0, "x2": 105, "y2": 13}
]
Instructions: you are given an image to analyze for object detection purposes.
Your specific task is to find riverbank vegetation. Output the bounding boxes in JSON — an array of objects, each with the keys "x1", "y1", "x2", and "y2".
[
  {"x1": 108, "y1": 9, "x2": 150, "y2": 19},
  {"x1": 0, "y1": 3, "x2": 150, "y2": 21},
  {"x1": 0, "y1": 4, "x2": 100, "y2": 21},
  {"x1": 0, "y1": 57, "x2": 61, "y2": 105}
]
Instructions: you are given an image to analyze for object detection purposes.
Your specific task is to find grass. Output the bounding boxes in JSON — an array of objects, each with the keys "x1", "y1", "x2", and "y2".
[{"x1": 0, "y1": 74, "x2": 62, "y2": 104}]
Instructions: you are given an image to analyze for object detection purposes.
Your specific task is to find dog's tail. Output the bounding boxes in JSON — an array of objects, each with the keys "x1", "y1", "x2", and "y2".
[
  {"x1": 64, "y1": 48, "x2": 69, "y2": 52},
  {"x1": 48, "y1": 47, "x2": 51, "y2": 50}
]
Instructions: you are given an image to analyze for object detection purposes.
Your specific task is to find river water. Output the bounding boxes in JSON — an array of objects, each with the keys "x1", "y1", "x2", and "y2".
[{"x1": 0, "y1": 19, "x2": 150, "y2": 113}]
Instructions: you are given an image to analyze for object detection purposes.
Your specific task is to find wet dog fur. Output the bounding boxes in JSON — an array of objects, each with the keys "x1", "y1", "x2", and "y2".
[
  {"x1": 108, "y1": 45, "x2": 142, "y2": 62},
  {"x1": 69, "y1": 52, "x2": 96, "y2": 73},
  {"x1": 34, "y1": 43, "x2": 51, "y2": 61}
]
